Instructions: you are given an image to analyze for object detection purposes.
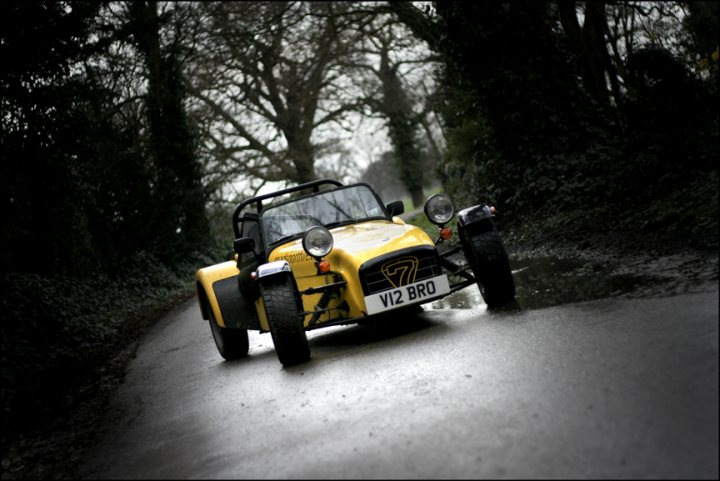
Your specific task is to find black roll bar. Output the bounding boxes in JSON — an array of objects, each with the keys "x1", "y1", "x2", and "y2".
[{"x1": 232, "y1": 179, "x2": 343, "y2": 238}]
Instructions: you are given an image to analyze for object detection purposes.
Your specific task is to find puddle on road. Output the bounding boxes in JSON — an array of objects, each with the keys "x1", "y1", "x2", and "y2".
[{"x1": 428, "y1": 257, "x2": 653, "y2": 311}]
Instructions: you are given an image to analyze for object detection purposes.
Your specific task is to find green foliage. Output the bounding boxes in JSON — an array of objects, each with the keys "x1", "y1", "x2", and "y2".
[
  {"x1": 1, "y1": 1, "x2": 211, "y2": 275},
  {"x1": 0, "y1": 250, "x2": 213, "y2": 447},
  {"x1": 682, "y1": 1, "x2": 719, "y2": 80},
  {"x1": 432, "y1": 1, "x2": 718, "y2": 238},
  {"x1": 2, "y1": 1, "x2": 105, "y2": 273},
  {"x1": 0, "y1": 1, "x2": 218, "y2": 449},
  {"x1": 439, "y1": 107, "x2": 504, "y2": 208},
  {"x1": 433, "y1": 2, "x2": 612, "y2": 220}
]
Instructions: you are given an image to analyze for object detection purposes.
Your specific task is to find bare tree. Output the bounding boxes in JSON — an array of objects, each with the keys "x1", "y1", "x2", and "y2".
[{"x1": 186, "y1": 1, "x2": 369, "y2": 193}]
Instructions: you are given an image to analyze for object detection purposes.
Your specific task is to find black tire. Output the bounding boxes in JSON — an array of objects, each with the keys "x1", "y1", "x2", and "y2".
[
  {"x1": 464, "y1": 230, "x2": 516, "y2": 308},
  {"x1": 209, "y1": 308, "x2": 249, "y2": 360},
  {"x1": 260, "y1": 275, "x2": 310, "y2": 366}
]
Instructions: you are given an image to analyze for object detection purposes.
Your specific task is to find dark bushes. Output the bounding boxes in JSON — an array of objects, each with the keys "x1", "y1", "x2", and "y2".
[{"x1": 0, "y1": 250, "x2": 216, "y2": 448}]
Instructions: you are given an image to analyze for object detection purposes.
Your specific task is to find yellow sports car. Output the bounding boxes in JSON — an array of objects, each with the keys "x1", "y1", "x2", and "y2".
[{"x1": 196, "y1": 179, "x2": 515, "y2": 366}]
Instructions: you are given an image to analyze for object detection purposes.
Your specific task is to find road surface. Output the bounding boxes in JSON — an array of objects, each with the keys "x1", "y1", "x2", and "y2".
[{"x1": 77, "y1": 287, "x2": 718, "y2": 479}]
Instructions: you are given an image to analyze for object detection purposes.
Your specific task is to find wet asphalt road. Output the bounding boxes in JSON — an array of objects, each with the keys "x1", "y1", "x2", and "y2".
[{"x1": 77, "y1": 287, "x2": 718, "y2": 479}]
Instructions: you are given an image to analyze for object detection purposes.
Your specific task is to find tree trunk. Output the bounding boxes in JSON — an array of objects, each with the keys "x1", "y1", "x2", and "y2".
[
  {"x1": 558, "y1": 1, "x2": 612, "y2": 110},
  {"x1": 378, "y1": 47, "x2": 426, "y2": 208},
  {"x1": 410, "y1": 187, "x2": 426, "y2": 209},
  {"x1": 128, "y1": 1, "x2": 208, "y2": 261}
]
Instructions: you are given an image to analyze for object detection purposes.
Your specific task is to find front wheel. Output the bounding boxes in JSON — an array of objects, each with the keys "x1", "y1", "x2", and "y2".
[
  {"x1": 464, "y1": 230, "x2": 516, "y2": 308},
  {"x1": 209, "y1": 309, "x2": 249, "y2": 360},
  {"x1": 260, "y1": 275, "x2": 310, "y2": 366}
]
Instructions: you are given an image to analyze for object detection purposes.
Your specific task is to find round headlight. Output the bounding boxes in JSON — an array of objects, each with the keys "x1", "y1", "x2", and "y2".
[
  {"x1": 302, "y1": 226, "x2": 334, "y2": 258},
  {"x1": 424, "y1": 194, "x2": 455, "y2": 226}
]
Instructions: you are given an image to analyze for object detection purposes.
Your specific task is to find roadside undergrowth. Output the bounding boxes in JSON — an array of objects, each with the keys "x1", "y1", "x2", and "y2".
[{"x1": 0, "y1": 250, "x2": 218, "y2": 479}]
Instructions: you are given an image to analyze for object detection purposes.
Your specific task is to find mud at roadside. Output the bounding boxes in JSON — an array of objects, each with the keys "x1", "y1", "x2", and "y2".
[
  {"x1": 429, "y1": 231, "x2": 718, "y2": 312},
  {"x1": 506, "y1": 239, "x2": 718, "y2": 310}
]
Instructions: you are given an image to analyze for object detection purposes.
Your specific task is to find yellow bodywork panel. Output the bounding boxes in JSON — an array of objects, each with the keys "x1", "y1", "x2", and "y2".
[
  {"x1": 197, "y1": 219, "x2": 435, "y2": 331},
  {"x1": 268, "y1": 220, "x2": 435, "y2": 326},
  {"x1": 196, "y1": 261, "x2": 270, "y2": 331}
]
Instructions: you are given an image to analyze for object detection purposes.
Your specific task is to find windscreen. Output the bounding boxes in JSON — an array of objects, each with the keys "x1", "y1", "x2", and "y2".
[{"x1": 261, "y1": 185, "x2": 385, "y2": 244}]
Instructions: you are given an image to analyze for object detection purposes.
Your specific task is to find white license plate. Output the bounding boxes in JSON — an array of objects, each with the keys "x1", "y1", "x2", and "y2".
[{"x1": 364, "y1": 275, "x2": 450, "y2": 315}]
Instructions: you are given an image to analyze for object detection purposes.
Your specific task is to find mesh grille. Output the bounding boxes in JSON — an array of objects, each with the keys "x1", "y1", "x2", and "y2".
[{"x1": 360, "y1": 247, "x2": 441, "y2": 295}]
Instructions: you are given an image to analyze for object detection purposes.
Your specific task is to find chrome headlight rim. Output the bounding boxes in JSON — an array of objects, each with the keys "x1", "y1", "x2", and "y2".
[
  {"x1": 424, "y1": 193, "x2": 456, "y2": 226},
  {"x1": 302, "y1": 226, "x2": 334, "y2": 259}
]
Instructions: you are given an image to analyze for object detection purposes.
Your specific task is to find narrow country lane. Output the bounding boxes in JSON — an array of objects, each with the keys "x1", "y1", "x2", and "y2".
[{"x1": 77, "y1": 288, "x2": 718, "y2": 479}]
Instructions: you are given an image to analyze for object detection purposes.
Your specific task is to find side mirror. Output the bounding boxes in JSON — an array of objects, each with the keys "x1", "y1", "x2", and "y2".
[
  {"x1": 386, "y1": 200, "x2": 404, "y2": 217},
  {"x1": 233, "y1": 237, "x2": 255, "y2": 255}
]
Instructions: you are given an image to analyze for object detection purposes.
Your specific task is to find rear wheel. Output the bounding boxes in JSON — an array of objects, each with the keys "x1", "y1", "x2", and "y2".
[
  {"x1": 209, "y1": 309, "x2": 249, "y2": 360},
  {"x1": 261, "y1": 275, "x2": 310, "y2": 366},
  {"x1": 464, "y1": 230, "x2": 515, "y2": 308}
]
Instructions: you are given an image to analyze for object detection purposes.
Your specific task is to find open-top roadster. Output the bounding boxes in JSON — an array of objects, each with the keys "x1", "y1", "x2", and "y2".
[{"x1": 196, "y1": 179, "x2": 515, "y2": 366}]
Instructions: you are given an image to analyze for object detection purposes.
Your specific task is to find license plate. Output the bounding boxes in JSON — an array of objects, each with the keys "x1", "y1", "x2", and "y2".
[{"x1": 364, "y1": 275, "x2": 450, "y2": 315}]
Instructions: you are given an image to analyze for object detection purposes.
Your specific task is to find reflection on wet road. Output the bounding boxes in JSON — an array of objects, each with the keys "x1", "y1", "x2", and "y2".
[
  {"x1": 429, "y1": 256, "x2": 655, "y2": 310},
  {"x1": 78, "y1": 288, "x2": 719, "y2": 479}
]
